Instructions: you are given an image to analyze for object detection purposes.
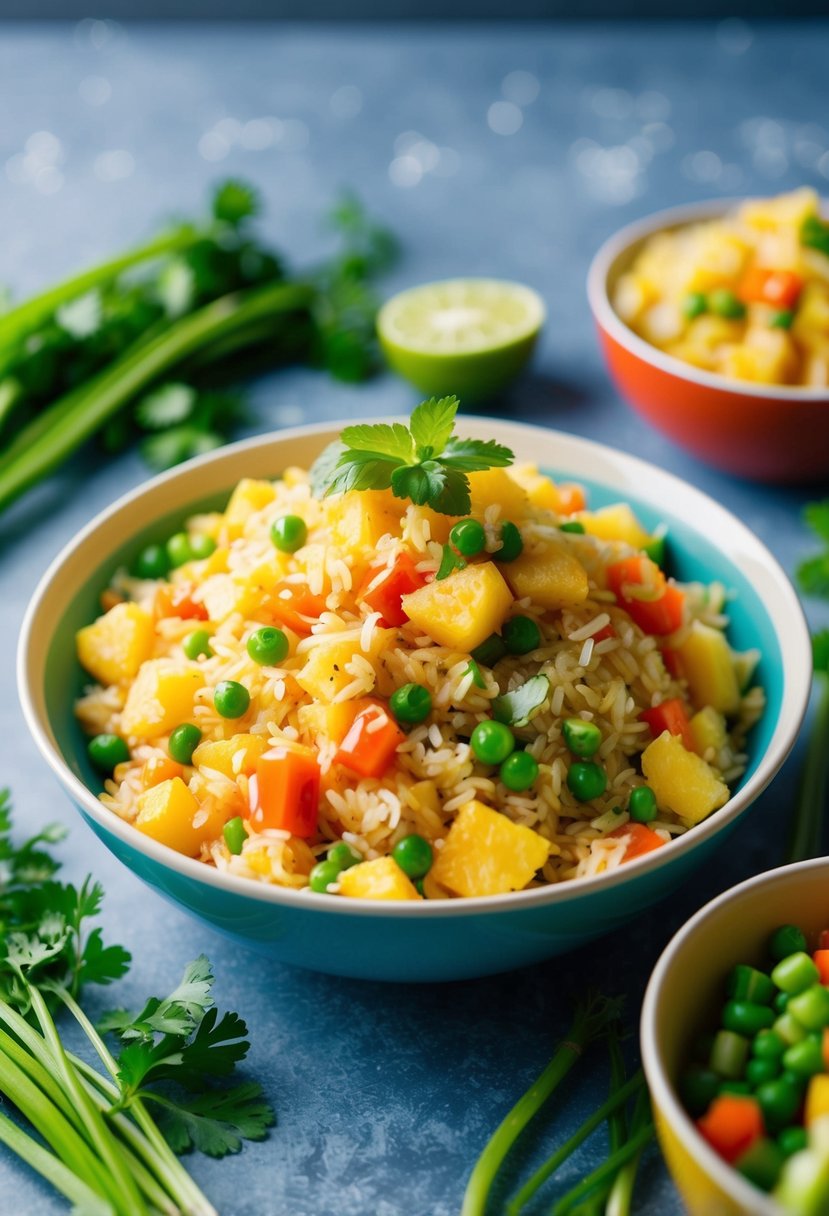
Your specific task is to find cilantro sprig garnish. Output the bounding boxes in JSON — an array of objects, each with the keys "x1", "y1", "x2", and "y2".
[
  {"x1": 311, "y1": 396, "x2": 514, "y2": 515},
  {"x1": 0, "y1": 790, "x2": 273, "y2": 1213}
]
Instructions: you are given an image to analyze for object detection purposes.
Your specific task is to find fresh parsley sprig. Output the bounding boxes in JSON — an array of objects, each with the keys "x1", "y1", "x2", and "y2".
[{"x1": 311, "y1": 396, "x2": 514, "y2": 516}]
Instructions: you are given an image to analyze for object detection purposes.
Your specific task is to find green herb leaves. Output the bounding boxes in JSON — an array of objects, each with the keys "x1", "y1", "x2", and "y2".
[
  {"x1": 493, "y1": 675, "x2": 550, "y2": 728},
  {"x1": 798, "y1": 500, "x2": 829, "y2": 597},
  {"x1": 312, "y1": 396, "x2": 514, "y2": 515}
]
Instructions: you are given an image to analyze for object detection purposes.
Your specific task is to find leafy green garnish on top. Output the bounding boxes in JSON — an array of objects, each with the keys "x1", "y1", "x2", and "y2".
[
  {"x1": 310, "y1": 396, "x2": 514, "y2": 515},
  {"x1": 492, "y1": 674, "x2": 550, "y2": 728}
]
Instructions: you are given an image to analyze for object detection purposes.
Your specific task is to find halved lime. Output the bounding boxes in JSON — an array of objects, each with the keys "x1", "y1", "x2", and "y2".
[{"x1": 377, "y1": 278, "x2": 545, "y2": 401}]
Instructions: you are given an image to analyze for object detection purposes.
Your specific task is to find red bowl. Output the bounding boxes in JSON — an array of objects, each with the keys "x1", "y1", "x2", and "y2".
[{"x1": 587, "y1": 199, "x2": 829, "y2": 483}]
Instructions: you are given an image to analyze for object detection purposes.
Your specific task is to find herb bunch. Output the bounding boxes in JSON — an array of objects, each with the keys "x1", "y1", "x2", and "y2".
[
  {"x1": 311, "y1": 395, "x2": 514, "y2": 516},
  {"x1": 0, "y1": 179, "x2": 396, "y2": 512},
  {"x1": 0, "y1": 789, "x2": 272, "y2": 1215}
]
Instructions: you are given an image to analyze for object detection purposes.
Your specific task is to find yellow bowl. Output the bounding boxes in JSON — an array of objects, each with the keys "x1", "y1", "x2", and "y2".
[{"x1": 641, "y1": 858, "x2": 829, "y2": 1215}]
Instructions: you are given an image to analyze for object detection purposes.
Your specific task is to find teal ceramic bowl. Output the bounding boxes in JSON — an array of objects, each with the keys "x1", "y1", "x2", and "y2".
[{"x1": 17, "y1": 419, "x2": 811, "y2": 982}]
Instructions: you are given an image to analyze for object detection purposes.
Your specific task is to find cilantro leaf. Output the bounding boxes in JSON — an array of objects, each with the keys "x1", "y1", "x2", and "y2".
[
  {"x1": 79, "y1": 927, "x2": 131, "y2": 987},
  {"x1": 313, "y1": 397, "x2": 514, "y2": 515},
  {"x1": 6, "y1": 928, "x2": 69, "y2": 973},
  {"x1": 798, "y1": 553, "x2": 829, "y2": 598},
  {"x1": 805, "y1": 501, "x2": 829, "y2": 544},
  {"x1": 493, "y1": 675, "x2": 550, "y2": 728},
  {"x1": 814, "y1": 629, "x2": 829, "y2": 674},
  {"x1": 155, "y1": 1081, "x2": 275, "y2": 1157},
  {"x1": 212, "y1": 179, "x2": 260, "y2": 226},
  {"x1": 339, "y1": 422, "x2": 413, "y2": 463},
  {"x1": 437, "y1": 545, "x2": 466, "y2": 581},
  {"x1": 102, "y1": 955, "x2": 215, "y2": 1043},
  {"x1": 410, "y1": 396, "x2": 459, "y2": 455}
]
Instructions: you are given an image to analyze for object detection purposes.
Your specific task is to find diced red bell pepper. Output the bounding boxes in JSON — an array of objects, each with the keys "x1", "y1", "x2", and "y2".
[
  {"x1": 813, "y1": 949, "x2": 829, "y2": 986},
  {"x1": 739, "y1": 266, "x2": 803, "y2": 310},
  {"x1": 661, "y1": 647, "x2": 685, "y2": 679},
  {"x1": 606, "y1": 555, "x2": 685, "y2": 636},
  {"x1": 155, "y1": 583, "x2": 209, "y2": 621},
  {"x1": 361, "y1": 552, "x2": 428, "y2": 628},
  {"x1": 592, "y1": 623, "x2": 617, "y2": 643},
  {"x1": 248, "y1": 744, "x2": 321, "y2": 837},
  {"x1": 607, "y1": 821, "x2": 666, "y2": 862},
  {"x1": 334, "y1": 704, "x2": 406, "y2": 779},
  {"x1": 262, "y1": 582, "x2": 326, "y2": 636},
  {"x1": 641, "y1": 698, "x2": 696, "y2": 752},
  {"x1": 697, "y1": 1095, "x2": 764, "y2": 1165},
  {"x1": 555, "y1": 483, "x2": 586, "y2": 515}
]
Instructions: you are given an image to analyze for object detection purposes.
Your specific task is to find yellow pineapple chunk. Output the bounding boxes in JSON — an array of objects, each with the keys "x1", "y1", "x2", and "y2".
[
  {"x1": 135, "y1": 777, "x2": 225, "y2": 856},
  {"x1": 121, "y1": 661, "x2": 205, "y2": 740},
  {"x1": 467, "y1": 468, "x2": 530, "y2": 520},
  {"x1": 431, "y1": 799, "x2": 550, "y2": 897},
  {"x1": 676, "y1": 621, "x2": 741, "y2": 715},
  {"x1": 325, "y1": 490, "x2": 405, "y2": 552},
  {"x1": 338, "y1": 855, "x2": 422, "y2": 901},
  {"x1": 223, "y1": 478, "x2": 276, "y2": 530},
  {"x1": 296, "y1": 632, "x2": 392, "y2": 703},
  {"x1": 578, "y1": 503, "x2": 654, "y2": 552},
  {"x1": 77, "y1": 602, "x2": 155, "y2": 687},
  {"x1": 407, "y1": 505, "x2": 460, "y2": 546},
  {"x1": 690, "y1": 707, "x2": 728, "y2": 756},
  {"x1": 192, "y1": 733, "x2": 267, "y2": 779},
  {"x1": 805, "y1": 1076, "x2": 829, "y2": 1127},
  {"x1": 509, "y1": 463, "x2": 561, "y2": 512},
  {"x1": 641, "y1": 731, "x2": 729, "y2": 826},
  {"x1": 503, "y1": 544, "x2": 589, "y2": 611},
  {"x1": 401, "y1": 562, "x2": 513, "y2": 652},
  {"x1": 297, "y1": 700, "x2": 366, "y2": 744}
]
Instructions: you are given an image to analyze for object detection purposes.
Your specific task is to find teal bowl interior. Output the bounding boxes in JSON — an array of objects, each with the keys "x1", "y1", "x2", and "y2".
[{"x1": 21, "y1": 420, "x2": 807, "y2": 982}]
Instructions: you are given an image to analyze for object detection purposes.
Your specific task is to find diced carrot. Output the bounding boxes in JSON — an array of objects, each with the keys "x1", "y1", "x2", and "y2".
[
  {"x1": 607, "y1": 821, "x2": 666, "y2": 862},
  {"x1": 261, "y1": 582, "x2": 326, "y2": 636},
  {"x1": 362, "y1": 552, "x2": 428, "y2": 627},
  {"x1": 641, "y1": 698, "x2": 696, "y2": 753},
  {"x1": 141, "y1": 756, "x2": 185, "y2": 789},
  {"x1": 249, "y1": 744, "x2": 321, "y2": 837},
  {"x1": 813, "y1": 949, "x2": 829, "y2": 986},
  {"x1": 334, "y1": 705, "x2": 406, "y2": 779},
  {"x1": 607, "y1": 555, "x2": 685, "y2": 636},
  {"x1": 739, "y1": 266, "x2": 803, "y2": 310},
  {"x1": 697, "y1": 1095, "x2": 764, "y2": 1164},
  {"x1": 155, "y1": 583, "x2": 209, "y2": 621},
  {"x1": 555, "y1": 483, "x2": 586, "y2": 515}
]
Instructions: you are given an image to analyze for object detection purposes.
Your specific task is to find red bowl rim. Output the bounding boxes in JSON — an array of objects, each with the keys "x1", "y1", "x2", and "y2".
[{"x1": 586, "y1": 196, "x2": 829, "y2": 403}]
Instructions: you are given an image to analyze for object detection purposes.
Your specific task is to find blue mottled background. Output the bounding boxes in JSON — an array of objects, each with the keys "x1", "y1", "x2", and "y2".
[{"x1": 1, "y1": 17, "x2": 828, "y2": 1216}]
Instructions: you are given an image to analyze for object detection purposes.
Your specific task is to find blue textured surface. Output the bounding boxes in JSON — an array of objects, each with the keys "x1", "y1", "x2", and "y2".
[{"x1": 1, "y1": 18, "x2": 829, "y2": 1215}]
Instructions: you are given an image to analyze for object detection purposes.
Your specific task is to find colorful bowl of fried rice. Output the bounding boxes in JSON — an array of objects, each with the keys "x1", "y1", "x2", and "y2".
[
  {"x1": 17, "y1": 415, "x2": 810, "y2": 981},
  {"x1": 588, "y1": 189, "x2": 829, "y2": 482}
]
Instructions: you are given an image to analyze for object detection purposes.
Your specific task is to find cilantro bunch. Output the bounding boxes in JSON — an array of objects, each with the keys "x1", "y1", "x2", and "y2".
[
  {"x1": 0, "y1": 790, "x2": 272, "y2": 1215},
  {"x1": 311, "y1": 395, "x2": 514, "y2": 515},
  {"x1": 0, "y1": 179, "x2": 396, "y2": 510}
]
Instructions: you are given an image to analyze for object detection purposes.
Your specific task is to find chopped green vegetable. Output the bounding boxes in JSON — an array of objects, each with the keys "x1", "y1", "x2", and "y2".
[
  {"x1": 313, "y1": 395, "x2": 514, "y2": 516},
  {"x1": 436, "y1": 543, "x2": 466, "y2": 581},
  {"x1": 492, "y1": 674, "x2": 550, "y2": 728},
  {"x1": 801, "y1": 214, "x2": 829, "y2": 259}
]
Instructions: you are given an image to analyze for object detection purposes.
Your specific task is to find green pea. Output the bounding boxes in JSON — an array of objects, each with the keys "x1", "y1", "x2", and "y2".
[
  {"x1": 746, "y1": 1057, "x2": 779, "y2": 1087},
  {"x1": 270, "y1": 514, "x2": 307, "y2": 553},
  {"x1": 134, "y1": 543, "x2": 171, "y2": 580},
  {"x1": 772, "y1": 951, "x2": 819, "y2": 995},
  {"x1": 392, "y1": 834, "x2": 433, "y2": 879},
  {"x1": 183, "y1": 629, "x2": 213, "y2": 660},
  {"x1": 719, "y1": 1080, "x2": 752, "y2": 1096},
  {"x1": 559, "y1": 521, "x2": 585, "y2": 534},
  {"x1": 166, "y1": 532, "x2": 194, "y2": 568},
  {"x1": 88, "y1": 734, "x2": 130, "y2": 773},
  {"x1": 214, "y1": 680, "x2": 250, "y2": 719},
  {"x1": 223, "y1": 817, "x2": 246, "y2": 855},
  {"x1": 562, "y1": 718, "x2": 602, "y2": 758},
  {"x1": 728, "y1": 964, "x2": 775, "y2": 1006},
  {"x1": 495, "y1": 521, "x2": 523, "y2": 562},
  {"x1": 449, "y1": 518, "x2": 485, "y2": 557},
  {"x1": 723, "y1": 1001, "x2": 775, "y2": 1037},
  {"x1": 499, "y1": 751, "x2": 539, "y2": 792},
  {"x1": 470, "y1": 720, "x2": 515, "y2": 765},
  {"x1": 770, "y1": 309, "x2": 794, "y2": 330},
  {"x1": 710, "y1": 1029, "x2": 749, "y2": 1079},
  {"x1": 502, "y1": 615, "x2": 541, "y2": 656},
  {"x1": 709, "y1": 288, "x2": 747, "y2": 320},
  {"x1": 682, "y1": 291, "x2": 708, "y2": 320},
  {"x1": 787, "y1": 983, "x2": 829, "y2": 1030},
  {"x1": 752, "y1": 1030, "x2": 786, "y2": 1061},
  {"x1": 770, "y1": 924, "x2": 808, "y2": 961},
  {"x1": 471, "y1": 634, "x2": 507, "y2": 667},
  {"x1": 628, "y1": 785, "x2": 657, "y2": 823},
  {"x1": 755, "y1": 1077, "x2": 801, "y2": 1133},
  {"x1": 566, "y1": 761, "x2": 607, "y2": 802},
  {"x1": 680, "y1": 1067, "x2": 720, "y2": 1116},
  {"x1": 735, "y1": 1138, "x2": 783, "y2": 1192},
  {"x1": 309, "y1": 860, "x2": 342, "y2": 893},
  {"x1": 782, "y1": 1035, "x2": 824, "y2": 1077},
  {"x1": 389, "y1": 683, "x2": 432, "y2": 725},
  {"x1": 328, "y1": 842, "x2": 361, "y2": 871},
  {"x1": 414, "y1": 878, "x2": 426, "y2": 896},
  {"x1": 189, "y1": 534, "x2": 217, "y2": 560},
  {"x1": 246, "y1": 626, "x2": 289, "y2": 667},
  {"x1": 773, "y1": 1013, "x2": 807, "y2": 1048},
  {"x1": 169, "y1": 723, "x2": 202, "y2": 765},
  {"x1": 778, "y1": 1126, "x2": 808, "y2": 1158},
  {"x1": 774, "y1": 991, "x2": 790, "y2": 1015}
]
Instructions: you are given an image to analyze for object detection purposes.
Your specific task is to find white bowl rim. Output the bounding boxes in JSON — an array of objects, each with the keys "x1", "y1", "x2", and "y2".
[
  {"x1": 17, "y1": 415, "x2": 812, "y2": 919},
  {"x1": 639, "y1": 857, "x2": 829, "y2": 1215},
  {"x1": 587, "y1": 195, "x2": 829, "y2": 403}
]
